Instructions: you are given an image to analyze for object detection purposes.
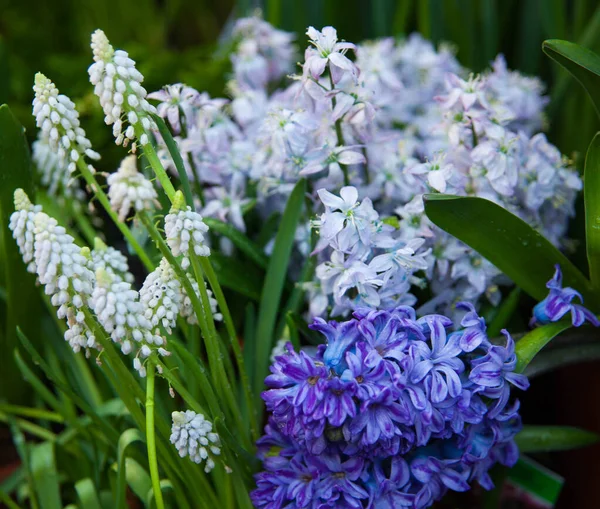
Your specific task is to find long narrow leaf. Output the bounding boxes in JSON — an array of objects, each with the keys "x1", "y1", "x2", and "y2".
[
  {"x1": 254, "y1": 179, "x2": 306, "y2": 398},
  {"x1": 424, "y1": 194, "x2": 596, "y2": 307},
  {"x1": 514, "y1": 321, "x2": 572, "y2": 373},
  {"x1": 0, "y1": 104, "x2": 39, "y2": 403},
  {"x1": 543, "y1": 39, "x2": 600, "y2": 118},
  {"x1": 74, "y1": 479, "x2": 103, "y2": 509},
  {"x1": 116, "y1": 429, "x2": 145, "y2": 509},
  {"x1": 516, "y1": 425, "x2": 598, "y2": 452},
  {"x1": 30, "y1": 442, "x2": 61, "y2": 509},
  {"x1": 585, "y1": 133, "x2": 600, "y2": 287}
]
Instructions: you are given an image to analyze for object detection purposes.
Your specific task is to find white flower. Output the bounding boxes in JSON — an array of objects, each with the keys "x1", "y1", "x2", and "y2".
[
  {"x1": 90, "y1": 268, "x2": 167, "y2": 375},
  {"x1": 140, "y1": 258, "x2": 221, "y2": 334},
  {"x1": 32, "y1": 73, "x2": 100, "y2": 174},
  {"x1": 91, "y1": 238, "x2": 134, "y2": 283},
  {"x1": 304, "y1": 26, "x2": 358, "y2": 84},
  {"x1": 107, "y1": 155, "x2": 158, "y2": 220},
  {"x1": 164, "y1": 200, "x2": 210, "y2": 270},
  {"x1": 9, "y1": 189, "x2": 43, "y2": 273},
  {"x1": 30, "y1": 202, "x2": 97, "y2": 352},
  {"x1": 170, "y1": 410, "x2": 221, "y2": 472},
  {"x1": 88, "y1": 29, "x2": 157, "y2": 149},
  {"x1": 147, "y1": 83, "x2": 200, "y2": 134}
]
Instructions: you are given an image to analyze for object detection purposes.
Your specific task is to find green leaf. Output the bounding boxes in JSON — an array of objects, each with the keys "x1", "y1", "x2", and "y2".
[
  {"x1": 30, "y1": 442, "x2": 61, "y2": 509},
  {"x1": 526, "y1": 340, "x2": 600, "y2": 378},
  {"x1": 151, "y1": 113, "x2": 194, "y2": 208},
  {"x1": 423, "y1": 194, "x2": 596, "y2": 307},
  {"x1": 516, "y1": 425, "x2": 599, "y2": 452},
  {"x1": 487, "y1": 287, "x2": 521, "y2": 337},
  {"x1": 117, "y1": 458, "x2": 151, "y2": 505},
  {"x1": 74, "y1": 479, "x2": 102, "y2": 509},
  {"x1": 543, "y1": 39, "x2": 600, "y2": 118},
  {"x1": 0, "y1": 104, "x2": 40, "y2": 403},
  {"x1": 514, "y1": 321, "x2": 572, "y2": 373},
  {"x1": 204, "y1": 217, "x2": 269, "y2": 269},
  {"x1": 116, "y1": 429, "x2": 145, "y2": 509},
  {"x1": 209, "y1": 252, "x2": 262, "y2": 301},
  {"x1": 254, "y1": 179, "x2": 306, "y2": 398},
  {"x1": 585, "y1": 133, "x2": 600, "y2": 288}
]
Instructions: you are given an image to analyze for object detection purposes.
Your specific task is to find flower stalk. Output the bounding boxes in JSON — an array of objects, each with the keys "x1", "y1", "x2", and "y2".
[{"x1": 145, "y1": 358, "x2": 165, "y2": 509}]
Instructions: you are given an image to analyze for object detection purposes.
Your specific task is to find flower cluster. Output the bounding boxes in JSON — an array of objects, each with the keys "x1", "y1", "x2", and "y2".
[
  {"x1": 91, "y1": 268, "x2": 168, "y2": 375},
  {"x1": 531, "y1": 265, "x2": 599, "y2": 328},
  {"x1": 10, "y1": 189, "x2": 97, "y2": 352},
  {"x1": 9, "y1": 190, "x2": 170, "y2": 373},
  {"x1": 164, "y1": 198, "x2": 210, "y2": 270},
  {"x1": 32, "y1": 73, "x2": 100, "y2": 175},
  {"x1": 310, "y1": 186, "x2": 429, "y2": 316},
  {"x1": 88, "y1": 29, "x2": 157, "y2": 148},
  {"x1": 253, "y1": 304, "x2": 528, "y2": 508},
  {"x1": 139, "y1": 257, "x2": 221, "y2": 335},
  {"x1": 170, "y1": 410, "x2": 221, "y2": 473},
  {"x1": 146, "y1": 18, "x2": 580, "y2": 321},
  {"x1": 107, "y1": 155, "x2": 158, "y2": 220}
]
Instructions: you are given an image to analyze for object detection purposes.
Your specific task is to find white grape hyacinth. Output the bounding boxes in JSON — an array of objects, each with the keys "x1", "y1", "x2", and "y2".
[
  {"x1": 9, "y1": 189, "x2": 43, "y2": 273},
  {"x1": 32, "y1": 73, "x2": 100, "y2": 174},
  {"x1": 164, "y1": 194, "x2": 210, "y2": 270},
  {"x1": 28, "y1": 198, "x2": 97, "y2": 352},
  {"x1": 91, "y1": 238, "x2": 134, "y2": 283},
  {"x1": 107, "y1": 155, "x2": 158, "y2": 220},
  {"x1": 140, "y1": 258, "x2": 222, "y2": 335},
  {"x1": 88, "y1": 29, "x2": 157, "y2": 149},
  {"x1": 90, "y1": 268, "x2": 168, "y2": 376},
  {"x1": 170, "y1": 410, "x2": 221, "y2": 473}
]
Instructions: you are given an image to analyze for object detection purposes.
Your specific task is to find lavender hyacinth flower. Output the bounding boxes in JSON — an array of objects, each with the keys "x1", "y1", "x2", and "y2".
[
  {"x1": 531, "y1": 265, "x2": 599, "y2": 328},
  {"x1": 253, "y1": 303, "x2": 529, "y2": 509}
]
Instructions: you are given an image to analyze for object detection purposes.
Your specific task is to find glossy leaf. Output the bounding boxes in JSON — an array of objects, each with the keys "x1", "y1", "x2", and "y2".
[
  {"x1": 526, "y1": 341, "x2": 600, "y2": 378},
  {"x1": 116, "y1": 429, "x2": 145, "y2": 509},
  {"x1": 514, "y1": 320, "x2": 572, "y2": 373},
  {"x1": 543, "y1": 39, "x2": 600, "y2": 118},
  {"x1": 30, "y1": 442, "x2": 61, "y2": 509},
  {"x1": 424, "y1": 194, "x2": 596, "y2": 307},
  {"x1": 254, "y1": 179, "x2": 306, "y2": 398},
  {"x1": 74, "y1": 479, "x2": 102, "y2": 509},
  {"x1": 204, "y1": 217, "x2": 268, "y2": 269},
  {"x1": 585, "y1": 133, "x2": 600, "y2": 288},
  {"x1": 516, "y1": 425, "x2": 598, "y2": 453},
  {"x1": 0, "y1": 104, "x2": 39, "y2": 403}
]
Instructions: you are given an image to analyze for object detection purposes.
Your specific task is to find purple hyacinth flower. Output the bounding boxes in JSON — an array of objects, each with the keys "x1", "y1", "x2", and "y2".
[
  {"x1": 469, "y1": 330, "x2": 529, "y2": 418},
  {"x1": 340, "y1": 341, "x2": 387, "y2": 399},
  {"x1": 319, "y1": 454, "x2": 368, "y2": 508},
  {"x1": 311, "y1": 316, "x2": 361, "y2": 371},
  {"x1": 313, "y1": 377, "x2": 357, "y2": 427},
  {"x1": 371, "y1": 456, "x2": 414, "y2": 508},
  {"x1": 411, "y1": 456, "x2": 471, "y2": 492},
  {"x1": 411, "y1": 316, "x2": 464, "y2": 403},
  {"x1": 349, "y1": 386, "x2": 411, "y2": 445},
  {"x1": 531, "y1": 265, "x2": 599, "y2": 328},
  {"x1": 263, "y1": 348, "x2": 328, "y2": 416},
  {"x1": 456, "y1": 302, "x2": 489, "y2": 352}
]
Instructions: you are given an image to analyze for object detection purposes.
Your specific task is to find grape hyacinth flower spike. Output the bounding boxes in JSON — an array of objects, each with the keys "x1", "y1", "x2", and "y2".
[{"x1": 531, "y1": 265, "x2": 599, "y2": 328}]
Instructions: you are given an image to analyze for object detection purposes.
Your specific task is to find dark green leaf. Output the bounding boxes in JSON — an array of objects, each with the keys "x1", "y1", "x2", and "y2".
[
  {"x1": 0, "y1": 104, "x2": 40, "y2": 403},
  {"x1": 514, "y1": 321, "x2": 572, "y2": 373},
  {"x1": 209, "y1": 252, "x2": 262, "y2": 301},
  {"x1": 526, "y1": 341, "x2": 600, "y2": 378},
  {"x1": 487, "y1": 287, "x2": 521, "y2": 337},
  {"x1": 543, "y1": 39, "x2": 600, "y2": 118},
  {"x1": 151, "y1": 113, "x2": 194, "y2": 208},
  {"x1": 116, "y1": 429, "x2": 145, "y2": 509},
  {"x1": 74, "y1": 479, "x2": 102, "y2": 509},
  {"x1": 516, "y1": 425, "x2": 598, "y2": 452},
  {"x1": 30, "y1": 442, "x2": 61, "y2": 509},
  {"x1": 585, "y1": 133, "x2": 600, "y2": 288},
  {"x1": 254, "y1": 179, "x2": 306, "y2": 398},
  {"x1": 424, "y1": 194, "x2": 596, "y2": 307},
  {"x1": 204, "y1": 217, "x2": 268, "y2": 269}
]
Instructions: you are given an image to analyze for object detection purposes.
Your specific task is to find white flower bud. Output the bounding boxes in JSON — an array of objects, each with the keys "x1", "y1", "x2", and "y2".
[
  {"x1": 107, "y1": 155, "x2": 158, "y2": 220},
  {"x1": 170, "y1": 410, "x2": 221, "y2": 472}
]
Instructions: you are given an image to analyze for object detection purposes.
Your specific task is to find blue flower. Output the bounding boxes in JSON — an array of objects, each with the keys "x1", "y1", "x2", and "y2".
[{"x1": 531, "y1": 265, "x2": 599, "y2": 328}]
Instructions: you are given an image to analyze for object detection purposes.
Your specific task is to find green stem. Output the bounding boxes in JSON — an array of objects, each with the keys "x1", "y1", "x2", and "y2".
[
  {"x1": 200, "y1": 258, "x2": 259, "y2": 441},
  {"x1": 137, "y1": 126, "x2": 177, "y2": 202},
  {"x1": 145, "y1": 359, "x2": 165, "y2": 509},
  {"x1": 76, "y1": 159, "x2": 154, "y2": 272}
]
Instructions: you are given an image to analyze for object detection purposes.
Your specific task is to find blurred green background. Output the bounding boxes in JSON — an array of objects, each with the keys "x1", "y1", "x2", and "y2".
[{"x1": 2, "y1": 0, "x2": 600, "y2": 168}]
